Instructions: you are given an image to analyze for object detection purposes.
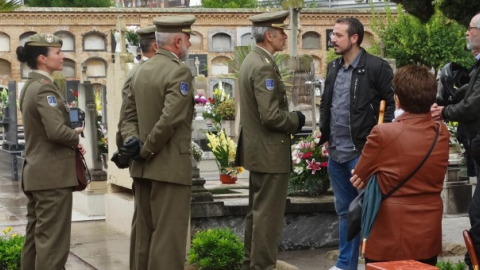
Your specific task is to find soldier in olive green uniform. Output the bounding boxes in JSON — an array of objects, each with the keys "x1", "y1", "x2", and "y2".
[
  {"x1": 113, "y1": 25, "x2": 159, "y2": 270},
  {"x1": 17, "y1": 34, "x2": 84, "y2": 270},
  {"x1": 115, "y1": 25, "x2": 157, "y2": 149},
  {"x1": 121, "y1": 15, "x2": 195, "y2": 270},
  {"x1": 235, "y1": 11, "x2": 305, "y2": 270}
]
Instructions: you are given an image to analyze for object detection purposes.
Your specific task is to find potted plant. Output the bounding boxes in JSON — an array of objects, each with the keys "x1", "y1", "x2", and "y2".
[
  {"x1": 125, "y1": 26, "x2": 139, "y2": 56},
  {"x1": 188, "y1": 228, "x2": 243, "y2": 270},
  {"x1": 289, "y1": 131, "x2": 330, "y2": 196},
  {"x1": 0, "y1": 227, "x2": 25, "y2": 270},
  {"x1": 205, "y1": 129, "x2": 244, "y2": 184}
]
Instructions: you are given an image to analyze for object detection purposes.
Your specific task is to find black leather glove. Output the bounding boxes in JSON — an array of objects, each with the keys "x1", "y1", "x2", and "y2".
[
  {"x1": 119, "y1": 137, "x2": 144, "y2": 161},
  {"x1": 110, "y1": 150, "x2": 130, "y2": 169},
  {"x1": 295, "y1": 111, "x2": 306, "y2": 132}
]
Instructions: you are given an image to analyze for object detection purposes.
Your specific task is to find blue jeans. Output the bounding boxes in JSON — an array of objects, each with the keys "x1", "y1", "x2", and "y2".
[{"x1": 328, "y1": 155, "x2": 361, "y2": 270}]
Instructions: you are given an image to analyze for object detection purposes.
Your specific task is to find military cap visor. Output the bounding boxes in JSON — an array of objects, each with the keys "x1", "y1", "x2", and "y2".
[
  {"x1": 249, "y1": 10, "x2": 290, "y2": 30},
  {"x1": 136, "y1": 25, "x2": 156, "y2": 40},
  {"x1": 25, "y1": 33, "x2": 63, "y2": 47},
  {"x1": 153, "y1": 15, "x2": 197, "y2": 35}
]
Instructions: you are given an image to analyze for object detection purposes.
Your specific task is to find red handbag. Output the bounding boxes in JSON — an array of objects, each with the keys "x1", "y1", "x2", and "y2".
[{"x1": 74, "y1": 151, "x2": 90, "y2": 192}]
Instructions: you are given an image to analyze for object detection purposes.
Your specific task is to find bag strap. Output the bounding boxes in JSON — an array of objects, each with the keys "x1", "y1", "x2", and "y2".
[{"x1": 382, "y1": 124, "x2": 440, "y2": 200}]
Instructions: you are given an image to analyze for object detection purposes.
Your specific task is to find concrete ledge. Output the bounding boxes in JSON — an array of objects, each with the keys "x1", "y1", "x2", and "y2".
[{"x1": 73, "y1": 190, "x2": 106, "y2": 217}]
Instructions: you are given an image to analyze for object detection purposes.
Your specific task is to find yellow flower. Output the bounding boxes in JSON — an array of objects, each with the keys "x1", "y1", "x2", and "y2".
[
  {"x1": 11, "y1": 233, "x2": 17, "y2": 238},
  {"x1": 3, "y1": 227, "x2": 12, "y2": 234}
]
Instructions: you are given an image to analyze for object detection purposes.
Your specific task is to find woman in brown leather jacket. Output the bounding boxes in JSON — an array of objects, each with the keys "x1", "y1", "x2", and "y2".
[{"x1": 350, "y1": 65, "x2": 450, "y2": 266}]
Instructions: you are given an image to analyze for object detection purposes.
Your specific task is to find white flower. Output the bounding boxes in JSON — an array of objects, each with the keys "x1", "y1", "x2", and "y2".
[{"x1": 293, "y1": 166, "x2": 304, "y2": 175}]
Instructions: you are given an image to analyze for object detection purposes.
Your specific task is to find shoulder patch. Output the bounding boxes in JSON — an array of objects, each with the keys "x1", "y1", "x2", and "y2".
[
  {"x1": 40, "y1": 79, "x2": 52, "y2": 84},
  {"x1": 46, "y1": 95, "x2": 58, "y2": 107},
  {"x1": 266, "y1": 79, "x2": 275, "y2": 91},
  {"x1": 180, "y1": 82, "x2": 189, "y2": 96}
]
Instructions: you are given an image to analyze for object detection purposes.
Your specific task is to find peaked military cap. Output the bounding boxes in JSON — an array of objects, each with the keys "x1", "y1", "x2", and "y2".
[
  {"x1": 153, "y1": 15, "x2": 196, "y2": 35},
  {"x1": 249, "y1": 10, "x2": 290, "y2": 30},
  {"x1": 136, "y1": 25, "x2": 156, "y2": 40},
  {"x1": 25, "y1": 33, "x2": 63, "y2": 47}
]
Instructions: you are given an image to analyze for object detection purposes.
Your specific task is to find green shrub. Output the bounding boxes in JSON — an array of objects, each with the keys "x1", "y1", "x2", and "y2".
[
  {"x1": 216, "y1": 99, "x2": 235, "y2": 121},
  {"x1": 188, "y1": 228, "x2": 243, "y2": 270},
  {"x1": 0, "y1": 227, "x2": 25, "y2": 270},
  {"x1": 436, "y1": 260, "x2": 467, "y2": 270}
]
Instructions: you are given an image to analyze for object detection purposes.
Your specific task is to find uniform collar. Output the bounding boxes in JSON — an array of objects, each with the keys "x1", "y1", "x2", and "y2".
[
  {"x1": 32, "y1": 70, "x2": 53, "y2": 81},
  {"x1": 157, "y1": 48, "x2": 180, "y2": 60},
  {"x1": 256, "y1": 45, "x2": 272, "y2": 56}
]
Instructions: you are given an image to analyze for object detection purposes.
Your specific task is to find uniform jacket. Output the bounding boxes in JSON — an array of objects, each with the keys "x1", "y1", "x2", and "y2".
[
  {"x1": 354, "y1": 112, "x2": 449, "y2": 261},
  {"x1": 20, "y1": 71, "x2": 79, "y2": 191},
  {"x1": 235, "y1": 46, "x2": 299, "y2": 173},
  {"x1": 115, "y1": 59, "x2": 146, "y2": 148},
  {"x1": 443, "y1": 59, "x2": 480, "y2": 138},
  {"x1": 121, "y1": 49, "x2": 194, "y2": 185},
  {"x1": 319, "y1": 49, "x2": 394, "y2": 151}
]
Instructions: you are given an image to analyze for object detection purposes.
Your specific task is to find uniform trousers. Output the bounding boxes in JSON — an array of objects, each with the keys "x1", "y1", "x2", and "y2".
[
  {"x1": 131, "y1": 177, "x2": 191, "y2": 270},
  {"x1": 242, "y1": 172, "x2": 289, "y2": 270},
  {"x1": 21, "y1": 187, "x2": 73, "y2": 270}
]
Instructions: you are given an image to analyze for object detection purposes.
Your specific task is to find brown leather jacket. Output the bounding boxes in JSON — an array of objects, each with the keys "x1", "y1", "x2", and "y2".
[{"x1": 354, "y1": 112, "x2": 449, "y2": 261}]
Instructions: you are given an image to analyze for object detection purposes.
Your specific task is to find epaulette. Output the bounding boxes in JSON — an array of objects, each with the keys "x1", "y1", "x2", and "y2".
[
  {"x1": 263, "y1": 57, "x2": 271, "y2": 64},
  {"x1": 39, "y1": 79, "x2": 52, "y2": 84},
  {"x1": 171, "y1": 58, "x2": 180, "y2": 64}
]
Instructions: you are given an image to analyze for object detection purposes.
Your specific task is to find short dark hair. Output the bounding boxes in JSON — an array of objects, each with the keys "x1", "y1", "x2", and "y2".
[
  {"x1": 16, "y1": 45, "x2": 49, "y2": 70},
  {"x1": 393, "y1": 65, "x2": 437, "y2": 114},
  {"x1": 335, "y1": 17, "x2": 364, "y2": 46},
  {"x1": 139, "y1": 38, "x2": 156, "y2": 54}
]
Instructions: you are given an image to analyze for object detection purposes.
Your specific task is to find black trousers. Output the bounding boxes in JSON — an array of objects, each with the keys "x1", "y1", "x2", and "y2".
[
  {"x1": 465, "y1": 158, "x2": 480, "y2": 269},
  {"x1": 365, "y1": 256, "x2": 437, "y2": 267}
]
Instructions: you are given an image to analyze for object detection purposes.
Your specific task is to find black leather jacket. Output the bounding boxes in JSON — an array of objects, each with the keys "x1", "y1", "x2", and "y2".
[
  {"x1": 443, "y1": 59, "x2": 480, "y2": 139},
  {"x1": 319, "y1": 49, "x2": 395, "y2": 152}
]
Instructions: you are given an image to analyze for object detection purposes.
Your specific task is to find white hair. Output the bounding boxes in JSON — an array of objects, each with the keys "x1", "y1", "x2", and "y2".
[
  {"x1": 252, "y1": 26, "x2": 276, "y2": 43},
  {"x1": 155, "y1": 32, "x2": 177, "y2": 47}
]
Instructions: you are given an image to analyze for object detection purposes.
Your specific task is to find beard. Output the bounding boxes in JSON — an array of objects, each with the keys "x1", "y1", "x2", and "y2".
[
  {"x1": 179, "y1": 40, "x2": 188, "y2": 61},
  {"x1": 467, "y1": 35, "x2": 480, "y2": 50},
  {"x1": 333, "y1": 40, "x2": 353, "y2": 55}
]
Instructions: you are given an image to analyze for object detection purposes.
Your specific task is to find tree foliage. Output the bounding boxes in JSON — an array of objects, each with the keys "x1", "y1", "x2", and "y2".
[
  {"x1": 27, "y1": 0, "x2": 111, "y2": 7},
  {"x1": 392, "y1": 0, "x2": 480, "y2": 27},
  {"x1": 0, "y1": 0, "x2": 20, "y2": 11},
  {"x1": 201, "y1": 0, "x2": 257, "y2": 8},
  {"x1": 371, "y1": 4, "x2": 475, "y2": 74}
]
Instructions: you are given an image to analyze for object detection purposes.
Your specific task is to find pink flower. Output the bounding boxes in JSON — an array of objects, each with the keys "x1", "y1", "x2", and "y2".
[{"x1": 306, "y1": 158, "x2": 322, "y2": 174}]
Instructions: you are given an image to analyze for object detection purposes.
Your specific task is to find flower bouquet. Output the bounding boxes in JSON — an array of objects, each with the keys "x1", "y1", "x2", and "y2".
[
  {"x1": 190, "y1": 141, "x2": 203, "y2": 162},
  {"x1": 289, "y1": 131, "x2": 330, "y2": 196},
  {"x1": 195, "y1": 93, "x2": 207, "y2": 105},
  {"x1": 203, "y1": 83, "x2": 231, "y2": 128},
  {"x1": 206, "y1": 129, "x2": 244, "y2": 180}
]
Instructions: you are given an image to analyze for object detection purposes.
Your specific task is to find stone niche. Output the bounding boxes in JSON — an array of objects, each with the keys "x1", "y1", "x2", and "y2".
[
  {"x1": 209, "y1": 78, "x2": 235, "y2": 99},
  {"x1": 208, "y1": 29, "x2": 235, "y2": 53}
]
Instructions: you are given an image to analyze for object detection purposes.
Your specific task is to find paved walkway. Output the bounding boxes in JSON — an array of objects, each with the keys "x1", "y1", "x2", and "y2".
[{"x1": 0, "y1": 155, "x2": 472, "y2": 269}]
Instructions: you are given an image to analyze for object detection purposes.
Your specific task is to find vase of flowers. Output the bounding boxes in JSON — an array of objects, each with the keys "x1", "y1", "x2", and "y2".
[
  {"x1": 289, "y1": 131, "x2": 330, "y2": 196},
  {"x1": 194, "y1": 94, "x2": 207, "y2": 121},
  {"x1": 205, "y1": 129, "x2": 244, "y2": 184},
  {"x1": 203, "y1": 83, "x2": 231, "y2": 129}
]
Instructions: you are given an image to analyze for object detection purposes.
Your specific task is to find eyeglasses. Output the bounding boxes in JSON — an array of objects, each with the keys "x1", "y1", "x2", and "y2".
[{"x1": 468, "y1": 26, "x2": 480, "y2": 31}]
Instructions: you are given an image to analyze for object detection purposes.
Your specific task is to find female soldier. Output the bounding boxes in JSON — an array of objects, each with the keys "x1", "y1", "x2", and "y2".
[{"x1": 17, "y1": 33, "x2": 85, "y2": 270}]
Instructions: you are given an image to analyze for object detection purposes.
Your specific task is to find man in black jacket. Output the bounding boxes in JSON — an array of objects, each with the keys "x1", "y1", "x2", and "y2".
[
  {"x1": 319, "y1": 17, "x2": 394, "y2": 270},
  {"x1": 432, "y1": 13, "x2": 480, "y2": 270}
]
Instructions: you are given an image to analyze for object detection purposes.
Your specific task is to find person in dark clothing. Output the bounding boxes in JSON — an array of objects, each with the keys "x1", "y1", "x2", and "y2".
[{"x1": 431, "y1": 12, "x2": 480, "y2": 270}]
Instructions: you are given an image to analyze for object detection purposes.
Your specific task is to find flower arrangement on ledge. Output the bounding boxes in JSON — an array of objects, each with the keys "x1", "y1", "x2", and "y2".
[
  {"x1": 203, "y1": 82, "x2": 234, "y2": 129},
  {"x1": 195, "y1": 93, "x2": 207, "y2": 105},
  {"x1": 289, "y1": 131, "x2": 330, "y2": 196},
  {"x1": 206, "y1": 129, "x2": 244, "y2": 178}
]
